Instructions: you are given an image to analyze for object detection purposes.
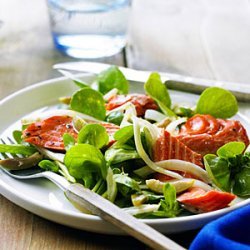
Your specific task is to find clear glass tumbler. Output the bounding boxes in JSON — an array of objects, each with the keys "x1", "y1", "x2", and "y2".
[{"x1": 47, "y1": 0, "x2": 131, "y2": 59}]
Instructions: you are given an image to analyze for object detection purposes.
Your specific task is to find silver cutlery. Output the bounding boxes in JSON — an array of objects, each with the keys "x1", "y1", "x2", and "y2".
[
  {"x1": 53, "y1": 61, "x2": 250, "y2": 102},
  {"x1": 0, "y1": 137, "x2": 185, "y2": 250}
]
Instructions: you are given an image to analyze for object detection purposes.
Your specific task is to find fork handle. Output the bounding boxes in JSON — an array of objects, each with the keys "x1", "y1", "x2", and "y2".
[{"x1": 65, "y1": 183, "x2": 185, "y2": 250}]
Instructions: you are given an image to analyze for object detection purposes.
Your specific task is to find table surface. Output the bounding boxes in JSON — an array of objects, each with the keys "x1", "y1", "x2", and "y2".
[{"x1": 0, "y1": 0, "x2": 249, "y2": 249}]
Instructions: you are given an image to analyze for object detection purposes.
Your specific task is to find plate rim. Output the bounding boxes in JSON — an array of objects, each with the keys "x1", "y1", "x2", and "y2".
[{"x1": 0, "y1": 76, "x2": 249, "y2": 234}]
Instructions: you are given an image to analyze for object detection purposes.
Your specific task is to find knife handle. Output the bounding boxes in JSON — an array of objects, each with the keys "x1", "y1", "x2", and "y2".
[
  {"x1": 165, "y1": 78, "x2": 250, "y2": 102},
  {"x1": 65, "y1": 183, "x2": 185, "y2": 250}
]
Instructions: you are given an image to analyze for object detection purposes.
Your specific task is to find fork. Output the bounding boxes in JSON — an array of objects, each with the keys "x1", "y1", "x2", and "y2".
[{"x1": 0, "y1": 137, "x2": 185, "y2": 250}]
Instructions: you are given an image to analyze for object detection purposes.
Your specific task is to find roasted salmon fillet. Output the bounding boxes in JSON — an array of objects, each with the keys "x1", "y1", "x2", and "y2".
[
  {"x1": 153, "y1": 130, "x2": 204, "y2": 167},
  {"x1": 177, "y1": 187, "x2": 236, "y2": 212},
  {"x1": 23, "y1": 116, "x2": 119, "y2": 151},
  {"x1": 176, "y1": 114, "x2": 249, "y2": 155},
  {"x1": 105, "y1": 94, "x2": 158, "y2": 117}
]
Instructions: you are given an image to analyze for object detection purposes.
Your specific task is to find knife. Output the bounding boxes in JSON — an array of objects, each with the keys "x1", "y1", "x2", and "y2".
[{"x1": 53, "y1": 61, "x2": 250, "y2": 102}]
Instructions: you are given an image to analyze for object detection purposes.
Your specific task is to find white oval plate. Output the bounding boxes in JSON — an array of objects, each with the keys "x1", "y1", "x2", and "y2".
[{"x1": 0, "y1": 76, "x2": 249, "y2": 234}]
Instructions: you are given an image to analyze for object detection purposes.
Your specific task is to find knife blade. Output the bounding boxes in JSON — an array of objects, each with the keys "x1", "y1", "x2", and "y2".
[{"x1": 53, "y1": 61, "x2": 250, "y2": 102}]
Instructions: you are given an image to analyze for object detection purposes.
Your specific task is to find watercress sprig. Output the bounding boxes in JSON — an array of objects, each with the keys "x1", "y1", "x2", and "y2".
[
  {"x1": 196, "y1": 87, "x2": 238, "y2": 118},
  {"x1": 204, "y1": 142, "x2": 250, "y2": 197}
]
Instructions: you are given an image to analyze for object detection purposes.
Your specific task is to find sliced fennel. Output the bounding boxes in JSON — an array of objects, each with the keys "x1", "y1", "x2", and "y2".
[
  {"x1": 144, "y1": 109, "x2": 167, "y2": 122},
  {"x1": 156, "y1": 160, "x2": 210, "y2": 183},
  {"x1": 134, "y1": 159, "x2": 210, "y2": 183},
  {"x1": 146, "y1": 179, "x2": 194, "y2": 194},
  {"x1": 106, "y1": 167, "x2": 117, "y2": 202},
  {"x1": 36, "y1": 146, "x2": 65, "y2": 163},
  {"x1": 122, "y1": 204, "x2": 160, "y2": 215},
  {"x1": 137, "y1": 118, "x2": 161, "y2": 145},
  {"x1": 57, "y1": 161, "x2": 76, "y2": 183},
  {"x1": 72, "y1": 116, "x2": 87, "y2": 132},
  {"x1": 134, "y1": 166, "x2": 154, "y2": 178},
  {"x1": 106, "y1": 101, "x2": 134, "y2": 116},
  {"x1": 146, "y1": 178, "x2": 212, "y2": 193},
  {"x1": 183, "y1": 178, "x2": 213, "y2": 191},
  {"x1": 165, "y1": 117, "x2": 187, "y2": 136},
  {"x1": 120, "y1": 103, "x2": 137, "y2": 128},
  {"x1": 103, "y1": 88, "x2": 119, "y2": 101}
]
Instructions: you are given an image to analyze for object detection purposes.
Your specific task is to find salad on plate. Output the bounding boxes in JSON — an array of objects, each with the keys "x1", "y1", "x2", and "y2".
[{"x1": 0, "y1": 66, "x2": 249, "y2": 218}]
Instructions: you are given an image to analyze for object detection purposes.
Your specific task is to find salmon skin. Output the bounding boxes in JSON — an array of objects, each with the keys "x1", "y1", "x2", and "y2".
[
  {"x1": 105, "y1": 94, "x2": 158, "y2": 117},
  {"x1": 176, "y1": 114, "x2": 249, "y2": 156},
  {"x1": 23, "y1": 116, "x2": 119, "y2": 151},
  {"x1": 177, "y1": 187, "x2": 236, "y2": 212},
  {"x1": 153, "y1": 130, "x2": 204, "y2": 168}
]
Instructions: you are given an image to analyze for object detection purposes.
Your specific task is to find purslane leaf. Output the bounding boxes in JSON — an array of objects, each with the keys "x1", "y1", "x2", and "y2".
[
  {"x1": 63, "y1": 133, "x2": 76, "y2": 151},
  {"x1": 151, "y1": 183, "x2": 181, "y2": 218},
  {"x1": 105, "y1": 146, "x2": 140, "y2": 165},
  {"x1": 113, "y1": 172, "x2": 141, "y2": 197},
  {"x1": 70, "y1": 88, "x2": 106, "y2": 120},
  {"x1": 97, "y1": 66, "x2": 129, "y2": 95},
  {"x1": 204, "y1": 154, "x2": 231, "y2": 192},
  {"x1": 144, "y1": 72, "x2": 176, "y2": 117},
  {"x1": 0, "y1": 144, "x2": 37, "y2": 156},
  {"x1": 77, "y1": 124, "x2": 109, "y2": 149},
  {"x1": 64, "y1": 144, "x2": 107, "y2": 180},
  {"x1": 196, "y1": 87, "x2": 238, "y2": 118},
  {"x1": 204, "y1": 142, "x2": 250, "y2": 197},
  {"x1": 217, "y1": 141, "x2": 245, "y2": 158},
  {"x1": 106, "y1": 167, "x2": 118, "y2": 202},
  {"x1": 58, "y1": 69, "x2": 90, "y2": 88},
  {"x1": 38, "y1": 160, "x2": 59, "y2": 172}
]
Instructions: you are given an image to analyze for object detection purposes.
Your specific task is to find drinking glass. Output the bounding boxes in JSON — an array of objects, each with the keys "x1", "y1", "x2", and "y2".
[{"x1": 47, "y1": 0, "x2": 131, "y2": 58}]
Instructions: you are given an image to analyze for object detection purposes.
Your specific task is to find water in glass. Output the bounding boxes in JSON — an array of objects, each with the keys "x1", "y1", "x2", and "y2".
[{"x1": 47, "y1": 0, "x2": 130, "y2": 58}]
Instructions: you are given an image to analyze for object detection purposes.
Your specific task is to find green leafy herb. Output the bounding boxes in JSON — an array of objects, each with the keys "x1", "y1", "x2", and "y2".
[
  {"x1": 217, "y1": 141, "x2": 245, "y2": 158},
  {"x1": 0, "y1": 144, "x2": 37, "y2": 156},
  {"x1": 78, "y1": 124, "x2": 109, "y2": 149},
  {"x1": 56, "y1": 161, "x2": 76, "y2": 183},
  {"x1": 105, "y1": 111, "x2": 124, "y2": 126},
  {"x1": 162, "y1": 183, "x2": 181, "y2": 216},
  {"x1": 82, "y1": 172, "x2": 95, "y2": 189},
  {"x1": 106, "y1": 167, "x2": 118, "y2": 202},
  {"x1": 72, "y1": 116, "x2": 86, "y2": 132},
  {"x1": 204, "y1": 154, "x2": 231, "y2": 191},
  {"x1": 38, "y1": 160, "x2": 59, "y2": 172},
  {"x1": 113, "y1": 172, "x2": 141, "y2": 197},
  {"x1": 173, "y1": 106, "x2": 194, "y2": 118},
  {"x1": 142, "y1": 191, "x2": 164, "y2": 203},
  {"x1": 92, "y1": 178, "x2": 102, "y2": 192},
  {"x1": 97, "y1": 66, "x2": 129, "y2": 95},
  {"x1": 59, "y1": 70, "x2": 90, "y2": 88},
  {"x1": 12, "y1": 130, "x2": 23, "y2": 144},
  {"x1": 64, "y1": 144, "x2": 107, "y2": 180},
  {"x1": 113, "y1": 125, "x2": 134, "y2": 145},
  {"x1": 141, "y1": 127, "x2": 153, "y2": 158},
  {"x1": 105, "y1": 145, "x2": 140, "y2": 165},
  {"x1": 153, "y1": 183, "x2": 181, "y2": 218},
  {"x1": 70, "y1": 88, "x2": 106, "y2": 120},
  {"x1": 204, "y1": 142, "x2": 250, "y2": 196},
  {"x1": 144, "y1": 72, "x2": 176, "y2": 117},
  {"x1": 196, "y1": 87, "x2": 238, "y2": 118},
  {"x1": 95, "y1": 179, "x2": 106, "y2": 195},
  {"x1": 131, "y1": 191, "x2": 164, "y2": 206},
  {"x1": 233, "y1": 164, "x2": 250, "y2": 196},
  {"x1": 136, "y1": 183, "x2": 181, "y2": 218},
  {"x1": 63, "y1": 133, "x2": 75, "y2": 151}
]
